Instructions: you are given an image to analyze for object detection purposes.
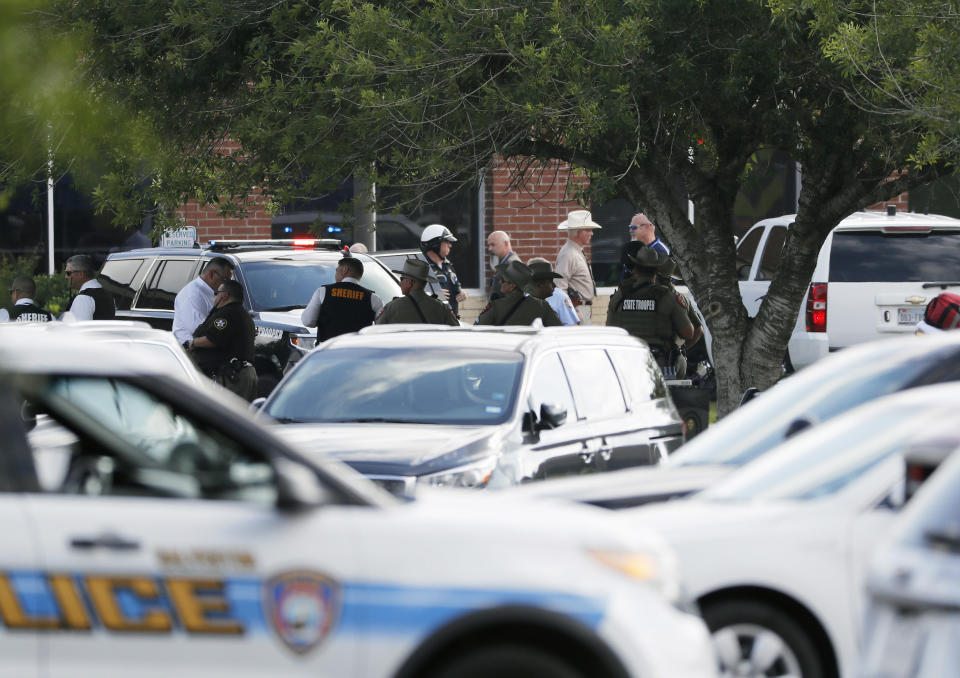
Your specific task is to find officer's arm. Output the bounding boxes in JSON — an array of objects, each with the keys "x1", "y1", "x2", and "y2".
[{"x1": 300, "y1": 288, "x2": 324, "y2": 327}]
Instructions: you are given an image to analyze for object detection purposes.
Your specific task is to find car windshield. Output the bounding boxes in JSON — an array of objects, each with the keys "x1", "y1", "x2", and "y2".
[
  {"x1": 264, "y1": 347, "x2": 524, "y2": 425},
  {"x1": 699, "y1": 399, "x2": 949, "y2": 503},
  {"x1": 239, "y1": 257, "x2": 401, "y2": 312},
  {"x1": 672, "y1": 340, "x2": 960, "y2": 468}
]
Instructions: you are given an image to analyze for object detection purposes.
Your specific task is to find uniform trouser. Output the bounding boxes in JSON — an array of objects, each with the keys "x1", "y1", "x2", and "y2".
[{"x1": 219, "y1": 365, "x2": 258, "y2": 401}]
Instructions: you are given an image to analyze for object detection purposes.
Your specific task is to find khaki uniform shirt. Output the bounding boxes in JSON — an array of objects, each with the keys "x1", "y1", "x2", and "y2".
[
  {"x1": 555, "y1": 239, "x2": 596, "y2": 303},
  {"x1": 476, "y1": 290, "x2": 563, "y2": 327},
  {"x1": 376, "y1": 288, "x2": 459, "y2": 325}
]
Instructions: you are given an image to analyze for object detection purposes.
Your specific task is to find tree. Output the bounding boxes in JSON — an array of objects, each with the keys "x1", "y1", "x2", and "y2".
[
  {"x1": 0, "y1": 0, "x2": 149, "y2": 210},
  {"x1": 54, "y1": 0, "x2": 955, "y2": 413}
]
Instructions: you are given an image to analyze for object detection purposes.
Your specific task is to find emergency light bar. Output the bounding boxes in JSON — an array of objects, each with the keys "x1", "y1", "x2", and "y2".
[{"x1": 206, "y1": 239, "x2": 342, "y2": 251}]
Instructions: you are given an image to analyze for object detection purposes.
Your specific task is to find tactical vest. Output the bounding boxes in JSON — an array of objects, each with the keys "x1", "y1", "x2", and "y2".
[
  {"x1": 608, "y1": 282, "x2": 676, "y2": 360},
  {"x1": 67, "y1": 287, "x2": 116, "y2": 320},
  {"x1": 10, "y1": 303, "x2": 54, "y2": 323},
  {"x1": 316, "y1": 282, "x2": 376, "y2": 341}
]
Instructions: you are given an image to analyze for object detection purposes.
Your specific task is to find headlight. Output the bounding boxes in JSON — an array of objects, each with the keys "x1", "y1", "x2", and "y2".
[
  {"x1": 290, "y1": 334, "x2": 316, "y2": 352},
  {"x1": 418, "y1": 457, "x2": 498, "y2": 489},
  {"x1": 590, "y1": 549, "x2": 684, "y2": 607}
]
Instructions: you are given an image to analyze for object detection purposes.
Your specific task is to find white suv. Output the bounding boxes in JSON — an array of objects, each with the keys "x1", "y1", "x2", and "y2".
[{"x1": 736, "y1": 209, "x2": 960, "y2": 369}]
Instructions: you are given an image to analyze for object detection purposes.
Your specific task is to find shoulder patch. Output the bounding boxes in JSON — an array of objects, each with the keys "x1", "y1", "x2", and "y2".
[
  {"x1": 214, "y1": 318, "x2": 228, "y2": 330},
  {"x1": 675, "y1": 294, "x2": 689, "y2": 309}
]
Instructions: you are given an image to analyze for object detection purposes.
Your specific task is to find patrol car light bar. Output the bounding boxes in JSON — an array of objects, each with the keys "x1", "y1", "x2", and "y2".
[{"x1": 207, "y1": 239, "x2": 342, "y2": 251}]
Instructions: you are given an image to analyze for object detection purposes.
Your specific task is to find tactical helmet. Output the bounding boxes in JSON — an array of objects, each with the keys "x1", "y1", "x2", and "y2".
[{"x1": 420, "y1": 223, "x2": 457, "y2": 256}]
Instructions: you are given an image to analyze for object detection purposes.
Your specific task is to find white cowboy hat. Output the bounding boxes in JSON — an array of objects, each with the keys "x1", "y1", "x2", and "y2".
[{"x1": 557, "y1": 209, "x2": 601, "y2": 231}]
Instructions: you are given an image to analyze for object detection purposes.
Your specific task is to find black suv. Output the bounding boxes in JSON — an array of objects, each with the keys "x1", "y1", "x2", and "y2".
[{"x1": 100, "y1": 240, "x2": 402, "y2": 395}]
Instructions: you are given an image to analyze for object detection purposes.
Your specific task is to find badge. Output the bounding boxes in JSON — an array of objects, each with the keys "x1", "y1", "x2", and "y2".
[
  {"x1": 264, "y1": 571, "x2": 340, "y2": 655},
  {"x1": 214, "y1": 318, "x2": 228, "y2": 330}
]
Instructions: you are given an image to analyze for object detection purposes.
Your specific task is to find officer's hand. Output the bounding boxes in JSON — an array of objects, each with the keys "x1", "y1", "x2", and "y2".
[
  {"x1": 441, "y1": 289, "x2": 450, "y2": 301},
  {"x1": 456, "y1": 291, "x2": 467, "y2": 303}
]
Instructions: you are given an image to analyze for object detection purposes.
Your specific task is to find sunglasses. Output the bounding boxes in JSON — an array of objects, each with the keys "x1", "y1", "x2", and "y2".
[{"x1": 64, "y1": 270, "x2": 78, "y2": 276}]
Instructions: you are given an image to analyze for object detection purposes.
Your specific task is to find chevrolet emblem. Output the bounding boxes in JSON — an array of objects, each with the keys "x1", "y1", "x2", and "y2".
[{"x1": 905, "y1": 296, "x2": 927, "y2": 304}]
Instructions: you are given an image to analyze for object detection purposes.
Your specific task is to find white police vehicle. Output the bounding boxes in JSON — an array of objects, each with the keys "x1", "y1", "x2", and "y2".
[{"x1": 0, "y1": 328, "x2": 717, "y2": 678}]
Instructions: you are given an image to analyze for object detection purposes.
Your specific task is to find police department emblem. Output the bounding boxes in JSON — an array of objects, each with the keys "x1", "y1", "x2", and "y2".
[
  {"x1": 214, "y1": 318, "x2": 228, "y2": 330},
  {"x1": 264, "y1": 571, "x2": 340, "y2": 655}
]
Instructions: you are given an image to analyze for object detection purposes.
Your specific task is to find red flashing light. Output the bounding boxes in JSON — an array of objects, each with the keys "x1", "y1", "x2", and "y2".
[
  {"x1": 292, "y1": 238, "x2": 316, "y2": 248},
  {"x1": 806, "y1": 283, "x2": 827, "y2": 333},
  {"x1": 697, "y1": 138, "x2": 704, "y2": 145}
]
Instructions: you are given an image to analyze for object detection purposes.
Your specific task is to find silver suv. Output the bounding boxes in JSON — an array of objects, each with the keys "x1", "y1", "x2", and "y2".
[{"x1": 259, "y1": 325, "x2": 685, "y2": 494}]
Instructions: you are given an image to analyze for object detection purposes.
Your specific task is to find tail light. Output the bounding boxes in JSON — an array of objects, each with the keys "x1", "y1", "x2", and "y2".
[{"x1": 806, "y1": 283, "x2": 827, "y2": 333}]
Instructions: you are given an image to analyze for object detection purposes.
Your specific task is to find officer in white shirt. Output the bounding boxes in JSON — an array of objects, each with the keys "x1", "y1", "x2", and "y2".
[
  {"x1": 172, "y1": 257, "x2": 235, "y2": 347},
  {"x1": 62, "y1": 255, "x2": 115, "y2": 321},
  {"x1": 0, "y1": 276, "x2": 55, "y2": 323}
]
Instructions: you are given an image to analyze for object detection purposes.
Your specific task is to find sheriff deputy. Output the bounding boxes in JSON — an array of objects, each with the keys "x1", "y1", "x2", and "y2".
[{"x1": 301, "y1": 254, "x2": 384, "y2": 342}]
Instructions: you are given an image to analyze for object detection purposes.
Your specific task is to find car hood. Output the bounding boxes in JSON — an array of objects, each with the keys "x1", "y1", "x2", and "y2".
[
  {"x1": 501, "y1": 463, "x2": 733, "y2": 508},
  {"x1": 271, "y1": 422, "x2": 498, "y2": 476},
  {"x1": 256, "y1": 309, "x2": 308, "y2": 331}
]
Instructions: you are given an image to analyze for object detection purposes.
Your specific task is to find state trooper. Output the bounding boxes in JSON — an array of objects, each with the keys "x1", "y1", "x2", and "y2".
[
  {"x1": 377, "y1": 258, "x2": 459, "y2": 325},
  {"x1": 606, "y1": 244, "x2": 693, "y2": 372},
  {"x1": 0, "y1": 276, "x2": 55, "y2": 323},
  {"x1": 476, "y1": 260, "x2": 562, "y2": 327},
  {"x1": 420, "y1": 224, "x2": 466, "y2": 318},
  {"x1": 301, "y1": 253, "x2": 384, "y2": 342},
  {"x1": 189, "y1": 279, "x2": 258, "y2": 400}
]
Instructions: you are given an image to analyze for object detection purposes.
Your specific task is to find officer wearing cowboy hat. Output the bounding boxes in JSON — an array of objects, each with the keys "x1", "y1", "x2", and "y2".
[
  {"x1": 607, "y1": 243, "x2": 694, "y2": 370},
  {"x1": 525, "y1": 258, "x2": 580, "y2": 325},
  {"x1": 476, "y1": 260, "x2": 562, "y2": 327},
  {"x1": 377, "y1": 258, "x2": 459, "y2": 325},
  {"x1": 554, "y1": 209, "x2": 601, "y2": 324}
]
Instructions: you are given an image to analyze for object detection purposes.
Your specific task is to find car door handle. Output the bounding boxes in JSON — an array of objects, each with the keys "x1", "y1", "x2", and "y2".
[{"x1": 70, "y1": 533, "x2": 141, "y2": 552}]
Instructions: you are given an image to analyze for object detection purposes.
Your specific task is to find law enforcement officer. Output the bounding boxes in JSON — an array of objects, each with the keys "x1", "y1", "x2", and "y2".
[
  {"x1": 420, "y1": 224, "x2": 466, "y2": 317},
  {"x1": 173, "y1": 257, "x2": 234, "y2": 347},
  {"x1": 0, "y1": 276, "x2": 55, "y2": 323},
  {"x1": 63, "y1": 255, "x2": 116, "y2": 321},
  {"x1": 376, "y1": 259, "x2": 460, "y2": 326},
  {"x1": 486, "y1": 230, "x2": 521, "y2": 301},
  {"x1": 301, "y1": 254, "x2": 384, "y2": 341},
  {"x1": 188, "y1": 279, "x2": 258, "y2": 400},
  {"x1": 476, "y1": 260, "x2": 562, "y2": 327},
  {"x1": 606, "y1": 244, "x2": 694, "y2": 370},
  {"x1": 656, "y1": 257, "x2": 705, "y2": 362},
  {"x1": 525, "y1": 258, "x2": 580, "y2": 326},
  {"x1": 554, "y1": 210, "x2": 600, "y2": 324}
]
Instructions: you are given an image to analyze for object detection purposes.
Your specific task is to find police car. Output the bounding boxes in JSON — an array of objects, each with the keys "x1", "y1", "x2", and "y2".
[
  {"x1": 100, "y1": 239, "x2": 403, "y2": 395},
  {"x1": 0, "y1": 329, "x2": 717, "y2": 678}
]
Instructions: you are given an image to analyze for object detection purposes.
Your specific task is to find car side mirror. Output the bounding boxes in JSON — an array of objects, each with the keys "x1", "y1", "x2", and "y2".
[
  {"x1": 274, "y1": 458, "x2": 332, "y2": 512},
  {"x1": 250, "y1": 397, "x2": 267, "y2": 411},
  {"x1": 739, "y1": 387, "x2": 759, "y2": 408},
  {"x1": 537, "y1": 402, "x2": 567, "y2": 430},
  {"x1": 785, "y1": 416, "x2": 814, "y2": 439}
]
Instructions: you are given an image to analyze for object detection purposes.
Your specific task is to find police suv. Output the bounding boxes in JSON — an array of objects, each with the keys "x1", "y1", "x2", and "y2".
[
  {"x1": 100, "y1": 240, "x2": 403, "y2": 395},
  {"x1": 0, "y1": 326, "x2": 717, "y2": 678}
]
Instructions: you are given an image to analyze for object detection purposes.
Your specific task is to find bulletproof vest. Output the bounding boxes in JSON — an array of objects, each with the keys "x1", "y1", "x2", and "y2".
[
  {"x1": 68, "y1": 287, "x2": 116, "y2": 320},
  {"x1": 608, "y1": 281, "x2": 675, "y2": 359},
  {"x1": 10, "y1": 303, "x2": 54, "y2": 323},
  {"x1": 316, "y1": 282, "x2": 376, "y2": 341}
]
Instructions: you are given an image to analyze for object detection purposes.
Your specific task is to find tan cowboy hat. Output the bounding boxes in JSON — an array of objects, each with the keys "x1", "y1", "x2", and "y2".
[
  {"x1": 393, "y1": 257, "x2": 438, "y2": 283},
  {"x1": 557, "y1": 209, "x2": 601, "y2": 231},
  {"x1": 496, "y1": 260, "x2": 533, "y2": 288}
]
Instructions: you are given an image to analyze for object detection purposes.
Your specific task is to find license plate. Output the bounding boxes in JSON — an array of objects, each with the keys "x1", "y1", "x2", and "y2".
[{"x1": 899, "y1": 307, "x2": 925, "y2": 325}]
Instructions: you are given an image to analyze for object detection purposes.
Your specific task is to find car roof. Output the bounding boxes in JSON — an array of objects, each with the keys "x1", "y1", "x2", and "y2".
[
  {"x1": 320, "y1": 324, "x2": 640, "y2": 353},
  {"x1": 750, "y1": 210, "x2": 960, "y2": 232}
]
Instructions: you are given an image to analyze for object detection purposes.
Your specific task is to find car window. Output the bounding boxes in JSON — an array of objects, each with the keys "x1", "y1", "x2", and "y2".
[
  {"x1": 829, "y1": 230, "x2": 960, "y2": 282},
  {"x1": 136, "y1": 259, "x2": 197, "y2": 310},
  {"x1": 559, "y1": 349, "x2": 627, "y2": 420},
  {"x1": 608, "y1": 347, "x2": 667, "y2": 406},
  {"x1": 239, "y1": 257, "x2": 401, "y2": 312},
  {"x1": 527, "y1": 352, "x2": 577, "y2": 423},
  {"x1": 264, "y1": 347, "x2": 523, "y2": 425},
  {"x1": 756, "y1": 226, "x2": 787, "y2": 281},
  {"x1": 25, "y1": 376, "x2": 276, "y2": 503},
  {"x1": 100, "y1": 258, "x2": 146, "y2": 310},
  {"x1": 736, "y1": 227, "x2": 764, "y2": 280}
]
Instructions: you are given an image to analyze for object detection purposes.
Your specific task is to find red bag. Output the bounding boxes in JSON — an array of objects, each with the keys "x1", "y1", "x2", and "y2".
[{"x1": 924, "y1": 292, "x2": 960, "y2": 330}]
